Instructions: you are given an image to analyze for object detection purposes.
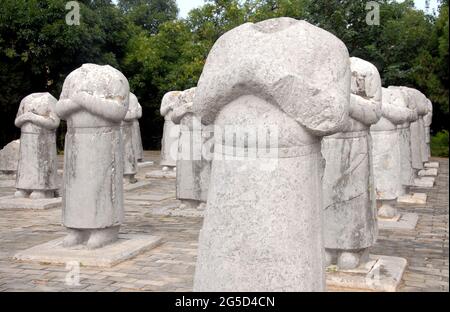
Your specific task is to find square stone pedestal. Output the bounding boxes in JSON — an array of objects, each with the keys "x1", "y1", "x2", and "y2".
[
  {"x1": 326, "y1": 255, "x2": 407, "y2": 292},
  {"x1": 414, "y1": 177, "x2": 435, "y2": 188},
  {"x1": 137, "y1": 161, "x2": 154, "y2": 169},
  {"x1": 397, "y1": 193, "x2": 427, "y2": 204},
  {"x1": 123, "y1": 180, "x2": 152, "y2": 192},
  {"x1": 418, "y1": 168, "x2": 438, "y2": 177},
  {"x1": 145, "y1": 170, "x2": 176, "y2": 179},
  {"x1": 14, "y1": 234, "x2": 162, "y2": 267},
  {"x1": 0, "y1": 196, "x2": 61, "y2": 210},
  {"x1": 378, "y1": 213, "x2": 419, "y2": 230},
  {"x1": 424, "y1": 162, "x2": 439, "y2": 169}
]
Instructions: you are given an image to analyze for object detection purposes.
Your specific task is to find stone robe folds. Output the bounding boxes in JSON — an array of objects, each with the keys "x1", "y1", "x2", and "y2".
[
  {"x1": 371, "y1": 88, "x2": 416, "y2": 200},
  {"x1": 423, "y1": 100, "x2": 433, "y2": 158},
  {"x1": 15, "y1": 93, "x2": 60, "y2": 192},
  {"x1": 160, "y1": 92, "x2": 181, "y2": 168},
  {"x1": 398, "y1": 87, "x2": 429, "y2": 169},
  {"x1": 322, "y1": 57, "x2": 381, "y2": 252},
  {"x1": 172, "y1": 88, "x2": 212, "y2": 204},
  {"x1": 122, "y1": 93, "x2": 141, "y2": 176},
  {"x1": 192, "y1": 18, "x2": 350, "y2": 292},
  {"x1": 388, "y1": 87, "x2": 418, "y2": 187},
  {"x1": 57, "y1": 64, "x2": 129, "y2": 229}
]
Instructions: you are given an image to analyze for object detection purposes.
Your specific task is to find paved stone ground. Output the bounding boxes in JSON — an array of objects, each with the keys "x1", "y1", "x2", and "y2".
[{"x1": 0, "y1": 152, "x2": 447, "y2": 292}]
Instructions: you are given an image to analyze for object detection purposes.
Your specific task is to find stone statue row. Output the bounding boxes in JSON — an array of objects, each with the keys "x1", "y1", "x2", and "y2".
[
  {"x1": 157, "y1": 18, "x2": 434, "y2": 291},
  {"x1": 12, "y1": 64, "x2": 144, "y2": 248},
  {"x1": 8, "y1": 17, "x2": 435, "y2": 290}
]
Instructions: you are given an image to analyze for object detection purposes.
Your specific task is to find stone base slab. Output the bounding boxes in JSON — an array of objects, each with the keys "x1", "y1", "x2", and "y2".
[
  {"x1": 14, "y1": 234, "x2": 162, "y2": 267},
  {"x1": 378, "y1": 213, "x2": 419, "y2": 230},
  {"x1": 137, "y1": 161, "x2": 154, "y2": 169},
  {"x1": 326, "y1": 255, "x2": 407, "y2": 292},
  {"x1": 424, "y1": 162, "x2": 439, "y2": 169},
  {"x1": 397, "y1": 193, "x2": 427, "y2": 204},
  {"x1": 145, "y1": 170, "x2": 176, "y2": 179},
  {"x1": 418, "y1": 168, "x2": 438, "y2": 177},
  {"x1": 123, "y1": 180, "x2": 152, "y2": 192},
  {"x1": 414, "y1": 177, "x2": 435, "y2": 188},
  {"x1": 0, "y1": 196, "x2": 61, "y2": 210}
]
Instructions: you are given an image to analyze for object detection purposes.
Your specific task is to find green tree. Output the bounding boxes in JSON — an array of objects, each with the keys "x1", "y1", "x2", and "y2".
[{"x1": 118, "y1": 0, "x2": 179, "y2": 34}]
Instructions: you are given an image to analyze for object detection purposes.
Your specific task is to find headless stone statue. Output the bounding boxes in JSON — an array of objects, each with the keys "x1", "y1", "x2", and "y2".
[
  {"x1": 371, "y1": 88, "x2": 418, "y2": 219},
  {"x1": 131, "y1": 96, "x2": 144, "y2": 162},
  {"x1": 122, "y1": 93, "x2": 140, "y2": 183},
  {"x1": 397, "y1": 87, "x2": 429, "y2": 170},
  {"x1": 423, "y1": 99, "x2": 433, "y2": 158},
  {"x1": 193, "y1": 18, "x2": 350, "y2": 292},
  {"x1": 14, "y1": 93, "x2": 60, "y2": 199},
  {"x1": 388, "y1": 87, "x2": 418, "y2": 189},
  {"x1": 160, "y1": 91, "x2": 181, "y2": 171},
  {"x1": 56, "y1": 64, "x2": 129, "y2": 250},
  {"x1": 172, "y1": 87, "x2": 212, "y2": 211},
  {"x1": 322, "y1": 57, "x2": 382, "y2": 270}
]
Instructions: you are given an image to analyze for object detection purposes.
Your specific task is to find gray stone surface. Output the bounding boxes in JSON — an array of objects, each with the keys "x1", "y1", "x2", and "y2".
[
  {"x1": 322, "y1": 57, "x2": 382, "y2": 269},
  {"x1": 0, "y1": 140, "x2": 20, "y2": 173},
  {"x1": 123, "y1": 180, "x2": 152, "y2": 192},
  {"x1": 418, "y1": 168, "x2": 438, "y2": 177},
  {"x1": 160, "y1": 92, "x2": 181, "y2": 168},
  {"x1": 371, "y1": 88, "x2": 417, "y2": 202},
  {"x1": 14, "y1": 234, "x2": 162, "y2": 267},
  {"x1": 378, "y1": 213, "x2": 419, "y2": 231},
  {"x1": 0, "y1": 153, "x2": 447, "y2": 292},
  {"x1": 398, "y1": 193, "x2": 427, "y2": 205},
  {"x1": 396, "y1": 87, "x2": 430, "y2": 169},
  {"x1": 425, "y1": 162, "x2": 439, "y2": 169},
  {"x1": 14, "y1": 93, "x2": 60, "y2": 199},
  {"x1": 0, "y1": 196, "x2": 61, "y2": 210},
  {"x1": 121, "y1": 93, "x2": 142, "y2": 181},
  {"x1": 192, "y1": 18, "x2": 351, "y2": 292},
  {"x1": 56, "y1": 64, "x2": 129, "y2": 249},
  {"x1": 172, "y1": 87, "x2": 212, "y2": 209},
  {"x1": 423, "y1": 100, "x2": 433, "y2": 158},
  {"x1": 414, "y1": 177, "x2": 435, "y2": 188},
  {"x1": 145, "y1": 170, "x2": 176, "y2": 179},
  {"x1": 327, "y1": 255, "x2": 407, "y2": 292}
]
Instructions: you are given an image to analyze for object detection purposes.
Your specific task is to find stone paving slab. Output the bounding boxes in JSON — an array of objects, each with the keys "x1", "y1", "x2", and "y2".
[
  {"x1": 378, "y1": 213, "x2": 419, "y2": 231},
  {"x1": 14, "y1": 234, "x2": 162, "y2": 268},
  {"x1": 0, "y1": 196, "x2": 62, "y2": 210},
  {"x1": 327, "y1": 255, "x2": 407, "y2": 292}
]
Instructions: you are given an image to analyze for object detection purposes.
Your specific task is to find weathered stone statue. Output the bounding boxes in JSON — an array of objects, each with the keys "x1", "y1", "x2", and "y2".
[
  {"x1": 398, "y1": 87, "x2": 429, "y2": 170},
  {"x1": 388, "y1": 87, "x2": 418, "y2": 189},
  {"x1": 160, "y1": 91, "x2": 181, "y2": 171},
  {"x1": 371, "y1": 87, "x2": 417, "y2": 218},
  {"x1": 131, "y1": 96, "x2": 144, "y2": 162},
  {"x1": 423, "y1": 99, "x2": 433, "y2": 158},
  {"x1": 14, "y1": 93, "x2": 60, "y2": 199},
  {"x1": 322, "y1": 57, "x2": 382, "y2": 270},
  {"x1": 121, "y1": 93, "x2": 140, "y2": 183},
  {"x1": 193, "y1": 18, "x2": 350, "y2": 292},
  {"x1": 172, "y1": 87, "x2": 212, "y2": 211},
  {"x1": 56, "y1": 64, "x2": 129, "y2": 249}
]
